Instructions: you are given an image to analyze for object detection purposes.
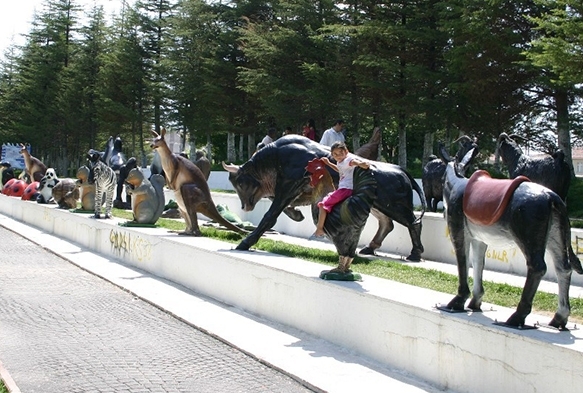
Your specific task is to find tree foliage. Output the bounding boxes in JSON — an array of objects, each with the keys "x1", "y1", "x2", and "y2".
[{"x1": 0, "y1": 0, "x2": 581, "y2": 172}]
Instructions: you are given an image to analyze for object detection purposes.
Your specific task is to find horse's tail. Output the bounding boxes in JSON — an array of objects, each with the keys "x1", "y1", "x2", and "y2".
[{"x1": 553, "y1": 196, "x2": 583, "y2": 274}]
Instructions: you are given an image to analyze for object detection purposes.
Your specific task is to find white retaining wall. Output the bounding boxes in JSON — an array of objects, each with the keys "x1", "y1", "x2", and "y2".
[{"x1": 1, "y1": 194, "x2": 583, "y2": 393}]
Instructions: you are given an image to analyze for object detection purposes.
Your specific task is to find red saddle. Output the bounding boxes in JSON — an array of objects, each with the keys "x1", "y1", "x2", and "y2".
[{"x1": 463, "y1": 170, "x2": 530, "y2": 226}]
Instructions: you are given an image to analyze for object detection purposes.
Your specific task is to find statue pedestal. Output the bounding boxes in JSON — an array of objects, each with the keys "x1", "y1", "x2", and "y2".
[
  {"x1": 319, "y1": 270, "x2": 362, "y2": 281},
  {"x1": 118, "y1": 221, "x2": 158, "y2": 228}
]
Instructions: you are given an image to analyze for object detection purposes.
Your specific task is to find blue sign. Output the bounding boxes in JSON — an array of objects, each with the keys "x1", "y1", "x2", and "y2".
[{"x1": 1, "y1": 144, "x2": 27, "y2": 170}]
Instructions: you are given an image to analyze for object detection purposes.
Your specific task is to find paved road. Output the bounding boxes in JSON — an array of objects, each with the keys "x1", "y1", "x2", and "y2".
[{"x1": 0, "y1": 226, "x2": 313, "y2": 393}]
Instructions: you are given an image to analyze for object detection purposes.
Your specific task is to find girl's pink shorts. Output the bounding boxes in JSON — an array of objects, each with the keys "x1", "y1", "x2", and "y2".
[{"x1": 318, "y1": 188, "x2": 353, "y2": 213}]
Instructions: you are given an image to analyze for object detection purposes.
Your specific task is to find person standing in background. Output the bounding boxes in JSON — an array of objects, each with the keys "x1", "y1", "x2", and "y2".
[
  {"x1": 319, "y1": 119, "x2": 345, "y2": 147},
  {"x1": 302, "y1": 119, "x2": 317, "y2": 141},
  {"x1": 256, "y1": 127, "x2": 278, "y2": 152}
]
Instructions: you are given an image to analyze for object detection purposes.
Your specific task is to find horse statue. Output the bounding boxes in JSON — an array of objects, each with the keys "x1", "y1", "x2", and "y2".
[{"x1": 439, "y1": 143, "x2": 583, "y2": 330}]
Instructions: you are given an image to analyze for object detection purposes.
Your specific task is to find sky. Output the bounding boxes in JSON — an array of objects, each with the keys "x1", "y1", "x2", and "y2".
[{"x1": 0, "y1": 1, "x2": 122, "y2": 57}]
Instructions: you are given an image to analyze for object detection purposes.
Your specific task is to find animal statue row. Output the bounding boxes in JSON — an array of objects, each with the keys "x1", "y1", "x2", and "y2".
[
  {"x1": 496, "y1": 132, "x2": 571, "y2": 201},
  {"x1": 150, "y1": 129, "x2": 247, "y2": 235},
  {"x1": 440, "y1": 142, "x2": 582, "y2": 329},
  {"x1": 223, "y1": 135, "x2": 426, "y2": 261}
]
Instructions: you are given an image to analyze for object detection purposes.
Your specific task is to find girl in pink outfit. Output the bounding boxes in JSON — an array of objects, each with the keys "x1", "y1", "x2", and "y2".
[{"x1": 312, "y1": 141, "x2": 370, "y2": 237}]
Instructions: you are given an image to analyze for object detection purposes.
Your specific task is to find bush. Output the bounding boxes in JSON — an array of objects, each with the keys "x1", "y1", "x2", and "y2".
[{"x1": 568, "y1": 177, "x2": 583, "y2": 219}]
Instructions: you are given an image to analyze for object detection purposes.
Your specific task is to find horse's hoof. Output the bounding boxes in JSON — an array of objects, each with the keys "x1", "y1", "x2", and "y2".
[
  {"x1": 406, "y1": 254, "x2": 422, "y2": 262},
  {"x1": 446, "y1": 296, "x2": 467, "y2": 311},
  {"x1": 549, "y1": 315, "x2": 568, "y2": 330},
  {"x1": 94, "y1": 213, "x2": 101, "y2": 219},
  {"x1": 236, "y1": 241, "x2": 251, "y2": 251},
  {"x1": 359, "y1": 247, "x2": 376, "y2": 256},
  {"x1": 179, "y1": 231, "x2": 201, "y2": 236},
  {"x1": 505, "y1": 313, "x2": 526, "y2": 328},
  {"x1": 467, "y1": 299, "x2": 482, "y2": 311}
]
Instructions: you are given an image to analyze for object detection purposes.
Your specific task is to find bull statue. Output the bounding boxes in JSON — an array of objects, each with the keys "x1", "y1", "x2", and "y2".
[
  {"x1": 422, "y1": 135, "x2": 477, "y2": 212},
  {"x1": 497, "y1": 132, "x2": 571, "y2": 201},
  {"x1": 439, "y1": 143, "x2": 583, "y2": 329},
  {"x1": 305, "y1": 158, "x2": 377, "y2": 276},
  {"x1": 222, "y1": 135, "x2": 426, "y2": 261}
]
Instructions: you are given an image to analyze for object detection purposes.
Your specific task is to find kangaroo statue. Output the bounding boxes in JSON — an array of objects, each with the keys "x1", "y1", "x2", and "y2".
[
  {"x1": 19, "y1": 144, "x2": 47, "y2": 183},
  {"x1": 150, "y1": 129, "x2": 247, "y2": 236}
]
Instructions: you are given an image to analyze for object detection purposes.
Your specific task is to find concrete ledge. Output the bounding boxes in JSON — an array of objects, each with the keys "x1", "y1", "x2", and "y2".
[{"x1": 1, "y1": 194, "x2": 583, "y2": 393}]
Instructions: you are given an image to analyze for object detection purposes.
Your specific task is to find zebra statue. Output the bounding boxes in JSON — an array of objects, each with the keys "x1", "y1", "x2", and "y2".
[{"x1": 87, "y1": 149, "x2": 117, "y2": 219}]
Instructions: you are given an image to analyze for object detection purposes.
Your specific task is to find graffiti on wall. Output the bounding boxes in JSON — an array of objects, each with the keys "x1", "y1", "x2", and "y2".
[{"x1": 109, "y1": 229, "x2": 152, "y2": 262}]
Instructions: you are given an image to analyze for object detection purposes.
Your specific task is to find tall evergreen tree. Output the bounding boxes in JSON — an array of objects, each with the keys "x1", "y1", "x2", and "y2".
[{"x1": 526, "y1": 0, "x2": 583, "y2": 175}]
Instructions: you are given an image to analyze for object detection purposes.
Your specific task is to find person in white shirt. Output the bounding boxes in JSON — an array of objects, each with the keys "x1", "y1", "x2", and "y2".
[
  {"x1": 319, "y1": 119, "x2": 345, "y2": 147},
  {"x1": 256, "y1": 127, "x2": 278, "y2": 151}
]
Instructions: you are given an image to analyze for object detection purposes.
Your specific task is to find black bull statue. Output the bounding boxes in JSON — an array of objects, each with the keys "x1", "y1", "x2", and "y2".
[
  {"x1": 223, "y1": 135, "x2": 426, "y2": 261},
  {"x1": 440, "y1": 144, "x2": 583, "y2": 329}
]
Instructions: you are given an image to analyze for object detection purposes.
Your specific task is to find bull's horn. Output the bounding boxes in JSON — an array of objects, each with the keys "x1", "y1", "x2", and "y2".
[
  {"x1": 453, "y1": 135, "x2": 472, "y2": 144},
  {"x1": 438, "y1": 142, "x2": 453, "y2": 163},
  {"x1": 508, "y1": 133, "x2": 529, "y2": 142},
  {"x1": 222, "y1": 161, "x2": 240, "y2": 173}
]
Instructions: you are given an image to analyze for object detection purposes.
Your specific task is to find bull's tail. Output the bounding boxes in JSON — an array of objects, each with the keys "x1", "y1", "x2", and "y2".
[
  {"x1": 405, "y1": 170, "x2": 426, "y2": 224},
  {"x1": 553, "y1": 197, "x2": 583, "y2": 274}
]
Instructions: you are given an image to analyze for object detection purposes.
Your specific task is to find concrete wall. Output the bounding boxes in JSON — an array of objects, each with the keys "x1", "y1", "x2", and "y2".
[{"x1": 1, "y1": 195, "x2": 582, "y2": 393}]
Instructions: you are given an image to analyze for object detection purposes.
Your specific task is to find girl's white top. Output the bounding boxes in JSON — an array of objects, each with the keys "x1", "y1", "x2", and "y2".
[{"x1": 337, "y1": 153, "x2": 357, "y2": 190}]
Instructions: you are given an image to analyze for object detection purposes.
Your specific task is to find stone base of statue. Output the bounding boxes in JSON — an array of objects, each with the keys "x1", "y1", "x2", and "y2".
[
  {"x1": 70, "y1": 208, "x2": 95, "y2": 214},
  {"x1": 319, "y1": 270, "x2": 362, "y2": 281},
  {"x1": 493, "y1": 321, "x2": 538, "y2": 331}
]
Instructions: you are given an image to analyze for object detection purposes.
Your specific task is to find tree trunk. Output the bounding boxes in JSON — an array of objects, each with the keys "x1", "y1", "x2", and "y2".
[
  {"x1": 206, "y1": 132, "x2": 213, "y2": 165},
  {"x1": 555, "y1": 88, "x2": 574, "y2": 177},
  {"x1": 227, "y1": 132, "x2": 236, "y2": 163},
  {"x1": 423, "y1": 132, "x2": 434, "y2": 165},
  {"x1": 398, "y1": 112, "x2": 407, "y2": 169},
  {"x1": 248, "y1": 134, "x2": 255, "y2": 159},
  {"x1": 238, "y1": 135, "x2": 244, "y2": 162}
]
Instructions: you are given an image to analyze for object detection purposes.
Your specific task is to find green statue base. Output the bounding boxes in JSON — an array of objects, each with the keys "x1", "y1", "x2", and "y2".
[
  {"x1": 69, "y1": 209, "x2": 95, "y2": 214},
  {"x1": 319, "y1": 270, "x2": 362, "y2": 281},
  {"x1": 118, "y1": 221, "x2": 158, "y2": 228}
]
